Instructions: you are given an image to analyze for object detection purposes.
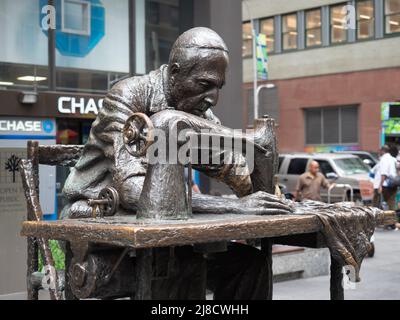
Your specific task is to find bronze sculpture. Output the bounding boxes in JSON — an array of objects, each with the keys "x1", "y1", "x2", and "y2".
[
  {"x1": 18, "y1": 27, "x2": 393, "y2": 300},
  {"x1": 61, "y1": 27, "x2": 291, "y2": 220},
  {"x1": 58, "y1": 27, "x2": 293, "y2": 299}
]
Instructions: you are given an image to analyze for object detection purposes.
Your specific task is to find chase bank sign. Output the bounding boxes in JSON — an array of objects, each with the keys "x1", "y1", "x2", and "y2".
[
  {"x1": 40, "y1": 0, "x2": 105, "y2": 57},
  {"x1": 58, "y1": 96, "x2": 104, "y2": 115},
  {"x1": 0, "y1": 118, "x2": 56, "y2": 136}
]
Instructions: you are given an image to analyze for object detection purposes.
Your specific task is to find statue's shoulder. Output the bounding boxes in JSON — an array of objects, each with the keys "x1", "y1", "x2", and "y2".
[
  {"x1": 107, "y1": 74, "x2": 148, "y2": 98},
  {"x1": 106, "y1": 67, "x2": 165, "y2": 109}
]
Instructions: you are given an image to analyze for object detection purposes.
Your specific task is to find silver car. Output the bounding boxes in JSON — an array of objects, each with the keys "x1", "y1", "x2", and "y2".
[{"x1": 277, "y1": 153, "x2": 371, "y2": 203}]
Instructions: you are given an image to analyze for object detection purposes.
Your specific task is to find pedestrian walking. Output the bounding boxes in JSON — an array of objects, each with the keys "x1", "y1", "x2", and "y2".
[
  {"x1": 295, "y1": 160, "x2": 334, "y2": 202},
  {"x1": 378, "y1": 145, "x2": 399, "y2": 229}
]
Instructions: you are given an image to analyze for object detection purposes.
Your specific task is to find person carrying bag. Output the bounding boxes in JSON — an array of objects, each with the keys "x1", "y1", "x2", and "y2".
[{"x1": 378, "y1": 145, "x2": 398, "y2": 230}]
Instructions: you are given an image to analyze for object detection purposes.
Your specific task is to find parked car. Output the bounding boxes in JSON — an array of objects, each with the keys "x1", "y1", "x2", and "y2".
[
  {"x1": 333, "y1": 150, "x2": 379, "y2": 169},
  {"x1": 277, "y1": 153, "x2": 371, "y2": 203}
]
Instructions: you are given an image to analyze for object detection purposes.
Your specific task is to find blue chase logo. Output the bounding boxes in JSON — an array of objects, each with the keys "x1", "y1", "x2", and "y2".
[
  {"x1": 40, "y1": 0, "x2": 105, "y2": 57},
  {"x1": 42, "y1": 120, "x2": 55, "y2": 134}
]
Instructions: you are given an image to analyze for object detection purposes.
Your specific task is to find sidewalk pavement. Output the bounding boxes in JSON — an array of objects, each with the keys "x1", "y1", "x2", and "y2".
[{"x1": 273, "y1": 228, "x2": 400, "y2": 300}]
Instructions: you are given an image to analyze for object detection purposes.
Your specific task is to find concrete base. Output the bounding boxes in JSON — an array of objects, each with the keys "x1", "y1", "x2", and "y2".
[{"x1": 272, "y1": 246, "x2": 330, "y2": 282}]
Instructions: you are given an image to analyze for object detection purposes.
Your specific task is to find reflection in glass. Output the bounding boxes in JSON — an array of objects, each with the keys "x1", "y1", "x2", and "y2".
[
  {"x1": 260, "y1": 18, "x2": 274, "y2": 53},
  {"x1": 306, "y1": 9, "x2": 322, "y2": 47},
  {"x1": 62, "y1": 0, "x2": 90, "y2": 35},
  {"x1": 282, "y1": 14, "x2": 297, "y2": 50},
  {"x1": 242, "y1": 22, "x2": 253, "y2": 58},
  {"x1": 334, "y1": 158, "x2": 370, "y2": 175},
  {"x1": 56, "y1": 0, "x2": 130, "y2": 93},
  {"x1": 0, "y1": 1, "x2": 49, "y2": 90},
  {"x1": 357, "y1": 0, "x2": 374, "y2": 39},
  {"x1": 330, "y1": 4, "x2": 347, "y2": 43},
  {"x1": 385, "y1": 0, "x2": 400, "y2": 34},
  {"x1": 146, "y1": 0, "x2": 181, "y2": 71}
]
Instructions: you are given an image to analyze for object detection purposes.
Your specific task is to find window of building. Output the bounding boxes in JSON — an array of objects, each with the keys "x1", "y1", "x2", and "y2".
[
  {"x1": 242, "y1": 22, "x2": 253, "y2": 58},
  {"x1": 385, "y1": 0, "x2": 400, "y2": 34},
  {"x1": 305, "y1": 106, "x2": 358, "y2": 145},
  {"x1": 61, "y1": 0, "x2": 91, "y2": 36},
  {"x1": 357, "y1": 0, "x2": 375, "y2": 39},
  {"x1": 260, "y1": 17, "x2": 275, "y2": 53},
  {"x1": 0, "y1": 2, "x2": 49, "y2": 91},
  {"x1": 282, "y1": 13, "x2": 298, "y2": 51},
  {"x1": 305, "y1": 9, "x2": 322, "y2": 47},
  {"x1": 56, "y1": 0, "x2": 130, "y2": 93},
  {"x1": 330, "y1": 4, "x2": 348, "y2": 43},
  {"x1": 145, "y1": 0, "x2": 184, "y2": 71},
  {"x1": 278, "y1": 156, "x2": 284, "y2": 172},
  {"x1": 287, "y1": 158, "x2": 308, "y2": 175}
]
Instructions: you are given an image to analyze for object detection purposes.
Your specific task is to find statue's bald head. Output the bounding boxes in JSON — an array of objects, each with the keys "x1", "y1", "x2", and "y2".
[
  {"x1": 166, "y1": 28, "x2": 229, "y2": 116},
  {"x1": 168, "y1": 27, "x2": 229, "y2": 73}
]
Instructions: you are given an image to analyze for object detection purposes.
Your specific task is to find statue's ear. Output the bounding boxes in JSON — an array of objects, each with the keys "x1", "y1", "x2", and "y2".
[{"x1": 170, "y1": 63, "x2": 180, "y2": 76}]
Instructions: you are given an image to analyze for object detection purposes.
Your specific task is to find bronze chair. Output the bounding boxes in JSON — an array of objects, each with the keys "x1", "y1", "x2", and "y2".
[{"x1": 20, "y1": 141, "x2": 83, "y2": 300}]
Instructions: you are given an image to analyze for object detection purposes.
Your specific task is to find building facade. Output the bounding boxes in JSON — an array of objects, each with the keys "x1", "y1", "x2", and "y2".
[
  {"x1": 242, "y1": 0, "x2": 400, "y2": 153},
  {"x1": 0, "y1": 0, "x2": 242, "y2": 297}
]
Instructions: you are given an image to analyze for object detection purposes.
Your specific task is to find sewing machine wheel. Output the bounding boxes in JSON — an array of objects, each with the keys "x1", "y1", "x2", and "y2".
[
  {"x1": 98, "y1": 187, "x2": 119, "y2": 216},
  {"x1": 123, "y1": 113, "x2": 154, "y2": 156}
]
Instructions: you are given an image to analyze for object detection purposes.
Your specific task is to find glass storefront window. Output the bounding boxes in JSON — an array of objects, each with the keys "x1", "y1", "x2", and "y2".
[
  {"x1": 330, "y1": 4, "x2": 348, "y2": 44},
  {"x1": 242, "y1": 22, "x2": 253, "y2": 58},
  {"x1": 282, "y1": 13, "x2": 297, "y2": 51},
  {"x1": 385, "y1": 0, "x2": 400, "y2": 34},
  {"x1": 145, "y1": 0, "x2": 192, "y2": 72},
  {"x1": 306, "y1": 9, "x2": 322, "y2": 47},
  {"x1": 62, "y1": 0, "x2": 91, "y2": 36},
  {"x1": 357, "y1": 0, "x2": 375, "y2": 39},
  {"x1": 55, "y1": 0, "x2": 130, "y2": 93},
  {"x1": 0, "y1": 0, "x2": 48, "y2": 91},
  {"x1": 260, "y1": 18, "x2": 274, "y2": 53}
]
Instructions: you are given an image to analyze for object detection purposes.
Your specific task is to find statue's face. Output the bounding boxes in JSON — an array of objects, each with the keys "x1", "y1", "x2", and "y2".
[{"x1": 169, "y1": 51, "x2": 228, "y2": 117}]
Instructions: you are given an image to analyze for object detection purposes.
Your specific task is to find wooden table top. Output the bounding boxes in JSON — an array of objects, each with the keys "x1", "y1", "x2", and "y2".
[{"x1": 21, "y1": 210, "x2": 396, "y2": 249}]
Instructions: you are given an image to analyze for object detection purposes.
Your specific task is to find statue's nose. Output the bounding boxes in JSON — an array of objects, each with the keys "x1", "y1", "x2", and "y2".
[{"x1": 204, "y1": 88, "x2": 219, "y2": 106}]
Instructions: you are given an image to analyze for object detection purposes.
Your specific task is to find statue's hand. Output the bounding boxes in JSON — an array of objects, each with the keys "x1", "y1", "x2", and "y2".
[{"x1": 238, "y1": 191, "x2": 294, "y2": 215}]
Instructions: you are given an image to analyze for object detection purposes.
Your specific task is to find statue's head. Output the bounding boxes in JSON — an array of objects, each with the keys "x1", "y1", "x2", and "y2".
[{"x1": 166, "y1": 27, "x2": 229, "y2": 116}]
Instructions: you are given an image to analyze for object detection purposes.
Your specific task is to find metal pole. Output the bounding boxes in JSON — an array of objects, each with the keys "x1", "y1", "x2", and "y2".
[
  {"x1": 256, "y1": 84, "x2": 275, "y2": 119},
  {"x1": 244, "y1": 0, "x2": 259, "y2": 120},
  {"x1": 128, "y1": 0, "x2": 136, "y2": 77},
  {"x1": 48, "y1": 0, "x2": 56, "y2": 91},
  {"x1": 252, "y1": 19, "x2": 258, "y2": 120}
]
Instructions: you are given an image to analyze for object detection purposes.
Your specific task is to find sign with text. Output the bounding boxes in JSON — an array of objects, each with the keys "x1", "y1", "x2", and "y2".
[
  {"x1": 57, "y1": 97, "x2": 104, "y2": 115},
  {"x1": 0, "y1": 117, "x2": 57, "y2": 218}
]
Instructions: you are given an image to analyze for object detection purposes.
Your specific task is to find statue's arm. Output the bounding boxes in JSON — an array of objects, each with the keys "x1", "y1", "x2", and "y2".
[
  {"x1": 92, "y1": 81, "x2": 149, "y2": 210},
  {"x1": 192, "y1": 191, "x2": 293, "y2": 215}
]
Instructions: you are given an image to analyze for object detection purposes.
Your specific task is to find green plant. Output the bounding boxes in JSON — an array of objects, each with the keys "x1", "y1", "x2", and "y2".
[{"x1": 38, "y1": 240, "x2": 65, "y2": 271}]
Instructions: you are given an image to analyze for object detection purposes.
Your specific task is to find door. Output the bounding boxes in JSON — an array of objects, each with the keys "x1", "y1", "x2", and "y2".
[{"x1": 284, "y1": 158, "x2": 309, "y2": 194}]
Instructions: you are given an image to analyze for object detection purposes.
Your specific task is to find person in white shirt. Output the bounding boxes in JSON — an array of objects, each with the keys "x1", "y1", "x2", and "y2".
[
  {"x1": 371, "y1": 162, "x2": 381, "y2": 208},
  {"x1": 378, "y1": 145, "x2": 398, "y2": 211}
]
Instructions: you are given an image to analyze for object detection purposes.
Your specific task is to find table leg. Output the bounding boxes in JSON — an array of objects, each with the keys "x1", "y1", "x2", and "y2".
[
  {"x1": 330, "y1": 256, "x2": 344, "y2": 300},
  {"x1": 261, "y1": 238, "x2": 273, "y2": 300},
  {"x1": 64, "y1": 242, "x2": 78, "y2": 300},
  {"x1": 27, "y1": 237, "x2": 39, "y2": 300},
  {"x1": 134, "y1": 248, "x2": 153, "y2": 300}
]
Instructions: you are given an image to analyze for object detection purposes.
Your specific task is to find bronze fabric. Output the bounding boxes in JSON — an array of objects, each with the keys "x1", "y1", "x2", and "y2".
[{"x1": 294, "y1": 201, "x2": 380, "y2": 281}]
